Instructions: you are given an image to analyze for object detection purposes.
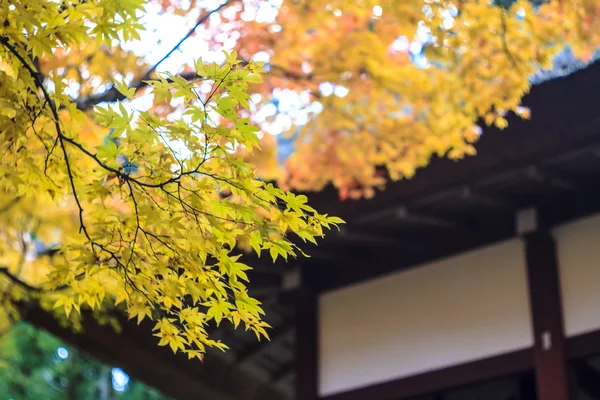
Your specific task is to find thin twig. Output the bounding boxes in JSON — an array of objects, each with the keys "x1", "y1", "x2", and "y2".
[
  {"x1": 0, "y1": 197, "x2": 21, "y2": 214},
  {"x1": 500, "y1": 10, "x2": 521, "y2": 72},
  {"x1": 0, "y1": 267, "x2": 46, "y2": 293},
  {"x1": 74, "y1": 1, "x2": 233, "y2": 111},
  {"x1": 143, "y1": 0, "x2": 233, "y2": 80},
  {"x1": 75, "y1": 71, "x2": 201, "y2": 111},
  {"x1": 0, "y1": 36, "x2": 91, "y2": 241}
]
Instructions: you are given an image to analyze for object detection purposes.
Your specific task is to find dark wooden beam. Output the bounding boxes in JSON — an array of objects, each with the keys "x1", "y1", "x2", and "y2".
[
  {"x1": 319, "y1": 348, "x2": 532, "y2": 400},
  {"x1": 307, "y1": 249, "x2": 358, "y2": 263},
  {"x1": 526, "y1": 166, "x2": 578, "y2": 191},
  {"x1": 573, "y1": 361, "x2": 600, "y2": 400},
  {"x1": 541, "y1": 188, "x2": 600, "y2": 229},
  {"x1": 332, "y1": 227, "x2": 399, "y2": 247},
  {"x1": 395, "y1": 206, "x2": 462, "y2": 229},
  {"x1": 22, "y1": 305, "x2": 288, "y2": 400},
  {"x1": 296, "y1": 267, "x2": 318, "y2": 400},
  {"x1": 22, "y1": 306, "x2": 232, "y2": 400},
  {"x1": 239, "y1": 232, "x2": 358, "y2": 272},
  {"x1": 355, "y1": 205, "x2": 462, "y2": 229},
  {"x1": 566, "y1": 329, "x2": 600, "y2": 360},
  {"x1": 319, "y1": 170, "x2": 600, "y2": 292},
  {"x1": 301, "y1": 61, "x2": 600, "y2": 223},
  {"x1": 524, "y1": 230, "x2": 572, "y2": 400},
  {"x1": 312, "y1": 326, "x2": 600, "y2": 400},
  {"x1": 326, "y1": 229, "x2": 432, "y2": 256},
  {"x1": 412, "y1": 186, "x2": 515, "y2": 209},
  {"x1": 272, "y1": 360, "x2": 295, "y2": 384},
  {"x1": 460, "y1": 186, "x2": 515, "y2": 208},
  {"x1": 237, "y1": 320, "x2": 294, "y2": 363},
  {"x1": 315, "y1": 222, "x2": 515, "y2": 292},
  {"x1": 247, "y1": 271, "x2": 284, "y2": 298}
]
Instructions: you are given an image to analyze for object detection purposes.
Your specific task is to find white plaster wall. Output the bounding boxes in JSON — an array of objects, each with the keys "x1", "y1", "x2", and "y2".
[
  {"x1": 554, "y1": 213, "x2": 600, "y2": 337},
  {"x1": 318, "y1": 239, "x2": 533, "y2": 397}
]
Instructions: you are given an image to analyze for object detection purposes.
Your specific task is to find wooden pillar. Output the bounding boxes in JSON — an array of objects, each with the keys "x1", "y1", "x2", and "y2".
[
  {"x1": 524, "y1": 229, "x2": 571, "y2": 400},
  {"x1": 295, "y1": 266, "x2": 318, "y2": 400}
]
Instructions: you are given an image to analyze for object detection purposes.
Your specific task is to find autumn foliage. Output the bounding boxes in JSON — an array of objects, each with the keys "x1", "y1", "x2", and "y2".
[
  {"x1": 214, "y1": 0, "x2": 600, "y2": 198},
  {"x1": 0, "y1": 0, "x2": 598, "y2": 358},
  {"x1": 0, "y1": 0, "x2": 341, "y2": 359}
]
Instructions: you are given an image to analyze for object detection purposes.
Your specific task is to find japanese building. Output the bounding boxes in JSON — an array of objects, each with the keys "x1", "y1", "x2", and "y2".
[{"x1": 26, "y1": 57, "x2": 600, "y2": 400}]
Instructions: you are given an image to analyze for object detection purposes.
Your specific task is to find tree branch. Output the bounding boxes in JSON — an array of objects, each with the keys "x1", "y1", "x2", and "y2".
[
  {"x1": 75, "y1": 71, "x2": 201, "y2": 110},
  {"x1": 143, "y1": 0, "x2": 233, "y2": 80},
  {"x1": 500, "y1": 9, "x2": 521, "y2": 72},
  {"x1": 0, "y1": 197, "x2": 21, "y2": 214},
  {"x1": 75, "y1": 0, "x2": 233, "y2": 111},
  {"x1": 0, "y1": 267, "x2": 45, "y2": 293},
  {"x1": 0, "y1": 36, "x2": 92, "y2": 241}
]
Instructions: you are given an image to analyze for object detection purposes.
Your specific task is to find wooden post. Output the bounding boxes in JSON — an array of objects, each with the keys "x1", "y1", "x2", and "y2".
[
  {"x1": 524, "y1": 230, "x2": 572, "y2": 400},
  {"x1": 295, "y1": 266, "x2": 318, "y2": 400}
]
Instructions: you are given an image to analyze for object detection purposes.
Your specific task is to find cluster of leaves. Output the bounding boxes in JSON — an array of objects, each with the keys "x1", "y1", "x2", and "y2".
[
  {"x1": 2, "y1": 0, "x2": 598, "y2": 363},
  {"x1": 0, "y1": 322, "x2": 169, "y2": 399},
  {"x1": 199, "y1": 0, "x2": 600, "y2": 198},
  {"x1": 0, "y1": 0, "x2": 341, "y2": 359}
]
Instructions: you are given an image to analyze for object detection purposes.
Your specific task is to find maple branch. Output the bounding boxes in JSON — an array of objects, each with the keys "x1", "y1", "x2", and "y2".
[
  {"x1": 70, "y1": 0, "x2": 315, "y2": 112},
  {"x1": 0, "y1": 267, "x2": 45, "y2": 293},
  {"x1": 0, "y1": 37, "x2": 155, "y2": 295},
  {"x1": 143, "y1": 0, "x2": 233, "y2": 79},
  {"x1": 0, "y1": 36, "x2": 92, "y2": 243},
  {"x1": 75, "y1": 0, "x2": 232, "y2": 111},
  {"x1": 500, "y1": 10, "x2": 521, "y2": 72},
  {"x1": 75, "y1": 71, "x2": 201, "y2": 110},
  {"x1": 75, "y1": 61, "x2": 316, "y2": 110},
  {"x1": 2, "y1": 48, "x2": 256, "y2": 233},
  {"x1": 0, "y1": 197, "x2": 21, "y2": 214}
]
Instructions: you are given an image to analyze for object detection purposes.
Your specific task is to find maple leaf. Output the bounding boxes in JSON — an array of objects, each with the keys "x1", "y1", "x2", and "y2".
[{"x1": 1, "y1": 0, "x2": 594, "y2": 361}]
